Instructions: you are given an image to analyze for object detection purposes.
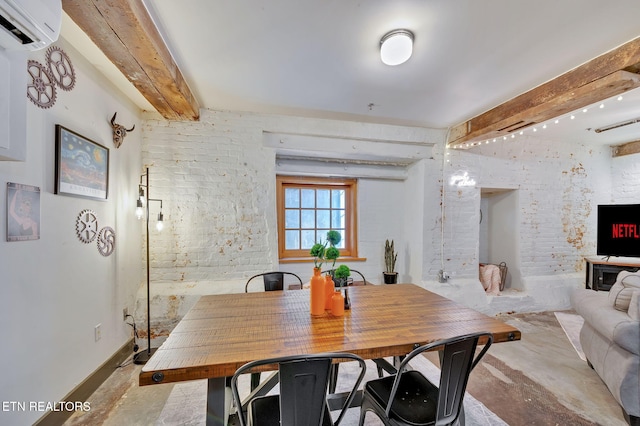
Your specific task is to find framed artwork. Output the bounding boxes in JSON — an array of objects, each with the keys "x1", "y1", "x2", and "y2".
[
  {"x1": 7, "y1": 182, "x2": 40, "y2": 241},
  {"x1": 55, "y1": 124, "x2": 109, "y2": 200}
]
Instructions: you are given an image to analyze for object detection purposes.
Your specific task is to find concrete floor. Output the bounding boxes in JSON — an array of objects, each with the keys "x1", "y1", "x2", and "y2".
[{"x1": 64, "y1": 311, "x2": 628, "y2": 425}]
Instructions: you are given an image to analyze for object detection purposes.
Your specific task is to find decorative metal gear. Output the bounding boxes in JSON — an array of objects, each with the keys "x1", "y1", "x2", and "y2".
[
  {"x1": 46, "y1": 46, "x2": 76, "y2": 91},
  {"x1": 97, "y1": 226, "x2": 116, "y2": 257},
  {"x1": 27, "y1": 60, "x2": 57, "y2": 109},
  {"x1": 76, "y1": 209, "x2": 99, "y2": 243}
]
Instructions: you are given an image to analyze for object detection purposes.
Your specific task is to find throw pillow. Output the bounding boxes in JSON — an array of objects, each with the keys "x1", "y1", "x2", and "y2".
[
  {"x1": 629, "y1": 291, "x2": 640, "y2": 321},
  {"x1": 610, "y1": 276, "x2": 640, "y2": 312},
  {"x1": 609, "y1": 282, "x2": 626, "y2": 311},
  {"x1": 621, "y1": 273, "x2": 640, "y2": 288}
]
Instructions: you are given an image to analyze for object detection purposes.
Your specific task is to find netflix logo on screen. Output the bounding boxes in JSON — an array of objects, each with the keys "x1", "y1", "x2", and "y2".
[
  {"x1": 611, "y1": 223, "x2": 640, "y2": 239},
  {"x1": 598, "y1": 204, "x2": 640, "y2": 257}
]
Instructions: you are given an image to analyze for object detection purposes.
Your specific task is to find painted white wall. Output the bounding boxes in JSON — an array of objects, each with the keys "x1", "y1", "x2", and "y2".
[
  {"x1": 479, "y1": 197, "x2": 489, "y2": 263},
  {"x1": 403, "y1": 159, "x2": 427, "y2": 284},
  {"x1": 0, "y1": 35, "x2": 142, "y2": 425},
  {"x1": 486, "y1": 190, "x2": 521, "y2": 290}
]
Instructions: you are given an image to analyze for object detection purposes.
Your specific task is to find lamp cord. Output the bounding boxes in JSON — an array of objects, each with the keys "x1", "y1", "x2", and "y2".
[{"x1": 119, "y1": 314, "x2": 140, "y2": 368}]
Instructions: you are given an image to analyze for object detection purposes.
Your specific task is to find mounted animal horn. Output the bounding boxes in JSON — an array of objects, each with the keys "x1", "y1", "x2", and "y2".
[{"x1": 110, "y1": 112, "x2": 135, "y2": 148}]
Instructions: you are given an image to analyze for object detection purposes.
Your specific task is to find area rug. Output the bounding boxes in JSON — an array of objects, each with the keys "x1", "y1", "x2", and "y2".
[
  {"x1": 554, "y1": 311, "x2": 586, "y2": 361},
  {"x1": 156, "y1": 357, "x2": 508, "y2": 425}
]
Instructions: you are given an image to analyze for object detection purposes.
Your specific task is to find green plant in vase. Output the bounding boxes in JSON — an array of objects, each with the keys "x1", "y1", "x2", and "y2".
[
  {"x1": 310, "y1": 230, "x2": 343, "y2": 315},
  {"x1": 310, "y1": 243, "x2": 326, "y2": 270},
  {"x1": 334, "y1": 264, "x2": 351, "y2": 287},
  {"x1": 310, "y1": 230, "x2": 342, "y2": 270},
  {"x1": 334, "y1": 264, "x2": 351, "y2": 310}
]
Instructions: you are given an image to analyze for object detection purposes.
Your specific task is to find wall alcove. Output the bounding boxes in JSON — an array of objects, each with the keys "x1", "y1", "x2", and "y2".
[{"x1": 479, "y1": 187, "x2": 522, "y2": 291}]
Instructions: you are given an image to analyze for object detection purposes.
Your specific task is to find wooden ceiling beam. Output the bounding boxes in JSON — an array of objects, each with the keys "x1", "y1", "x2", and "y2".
[
  {"x1": 62, "y1": 0, "x2": 199, "y2": 121},
  {"x1": 612, "y1": 140, "x2": 640, "y2": 157},
  {"x1": 449, "y1": 37, "x2": 640, "y2": 148}
]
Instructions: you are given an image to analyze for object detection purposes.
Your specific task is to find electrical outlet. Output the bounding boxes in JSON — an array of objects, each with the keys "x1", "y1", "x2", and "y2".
[
  {"x1": 123, "y1": 307, "x2": 128, "y2": 321},
  {"x1": 94, "y1": 324, "x2": 102, "y2": 342}
]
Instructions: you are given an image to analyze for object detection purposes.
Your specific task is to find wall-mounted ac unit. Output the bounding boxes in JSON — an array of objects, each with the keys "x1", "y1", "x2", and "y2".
[{"x1": 0, "y1": 0, "x2": 61, "y2": 51}]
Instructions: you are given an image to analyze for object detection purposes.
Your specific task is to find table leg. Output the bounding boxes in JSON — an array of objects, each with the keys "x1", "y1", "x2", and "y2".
[{"x1": 206, "y1": 377, "x2": 228, "y2": 426}]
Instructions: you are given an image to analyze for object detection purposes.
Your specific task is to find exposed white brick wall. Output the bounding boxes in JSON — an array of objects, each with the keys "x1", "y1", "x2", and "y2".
[
  {"x1": 139, "y1": 109, "x2": 618, "y2": 335},
  {"x1": 611, "y1": 152, "x2": 640, "y2": 202},
  {"x1": 139, "y1": 109, "x2": 441, "y2": 336},
  {"x1": 141, "y1": 111, "x2": 276, "y2": 285},
  {"x1": 425, "y1": 137, "x2": 612, "y2": 313}
]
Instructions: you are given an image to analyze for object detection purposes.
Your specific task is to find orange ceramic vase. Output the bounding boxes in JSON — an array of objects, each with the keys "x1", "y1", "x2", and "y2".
[
  {"x1": 331, "y1": 291, "x2": 345, "y2": 317},
  {"x1": 324, "y1": 274, "x2": 335, "y2": 310},
  {"x1": 310, "y1": 268, "x2": 325, "y2": 316}
]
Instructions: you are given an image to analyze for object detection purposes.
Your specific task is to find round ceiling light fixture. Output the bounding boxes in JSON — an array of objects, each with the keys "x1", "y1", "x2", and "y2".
[{"x1": 380, "y1": 29, "x2": 414, "y2": 66}]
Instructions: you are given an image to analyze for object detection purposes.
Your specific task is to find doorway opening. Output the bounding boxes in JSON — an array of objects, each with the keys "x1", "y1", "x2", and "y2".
[{"x1": 479, "y1": 188, "x2": 522, "y2": 291}]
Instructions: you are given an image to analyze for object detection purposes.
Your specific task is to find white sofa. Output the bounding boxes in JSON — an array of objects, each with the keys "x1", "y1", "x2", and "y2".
[{"x1": 571, "y1": 270, "x2": 640, "y2": 425}]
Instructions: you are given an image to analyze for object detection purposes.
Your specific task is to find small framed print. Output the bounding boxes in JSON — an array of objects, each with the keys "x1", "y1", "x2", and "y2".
[
  {"x1": 7, "y1": 182, "x2": 40, "y2": 241},
  {"x1": 55, "y1": 124, "x2": 109, "y2": 200}
]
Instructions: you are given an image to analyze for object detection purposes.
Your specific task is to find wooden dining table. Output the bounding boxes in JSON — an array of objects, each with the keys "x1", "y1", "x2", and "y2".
[{"x1": 140, "y1": 283, "x2": 521, "y2": 425}]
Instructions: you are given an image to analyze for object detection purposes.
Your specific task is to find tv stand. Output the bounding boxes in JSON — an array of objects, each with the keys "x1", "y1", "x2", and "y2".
[{"x1": 585, "y1": 256, "x2": 640, "y2": 291}]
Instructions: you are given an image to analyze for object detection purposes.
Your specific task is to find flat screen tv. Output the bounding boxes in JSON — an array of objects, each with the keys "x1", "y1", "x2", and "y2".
[{"x1": 597, "y1": 204, "x2": 640, "y2": 257}]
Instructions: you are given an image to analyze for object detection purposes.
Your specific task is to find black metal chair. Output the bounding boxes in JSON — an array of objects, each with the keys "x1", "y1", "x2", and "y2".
[
  {"x1": 231, "y1": 352, "x2": 367, "y2": 426},
  {"x1": 358, "y1": 331, "x2": 493, "y2": 426},
  {"x1": 245, "y1": 271, "x2": 303, "y2": 292},
  {"x1": 244, "y1": 271, "x2": 304, "y2": 390}
]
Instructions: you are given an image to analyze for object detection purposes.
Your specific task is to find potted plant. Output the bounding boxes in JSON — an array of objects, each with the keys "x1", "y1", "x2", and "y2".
[
  {"x1": 334, "y1": 264, "x2": 351, "y2": 309},
  {"x1": 333, "y1": 264, "x2": 351, "y2": 287},
  {"x1": 383, "y1": 239, "x2": 398, "y2": 284}
]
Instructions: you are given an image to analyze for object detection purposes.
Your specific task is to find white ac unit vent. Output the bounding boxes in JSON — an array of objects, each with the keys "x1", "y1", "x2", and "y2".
[{"x1": 0, "y1": 0, "x2": 61, "y2": 51}]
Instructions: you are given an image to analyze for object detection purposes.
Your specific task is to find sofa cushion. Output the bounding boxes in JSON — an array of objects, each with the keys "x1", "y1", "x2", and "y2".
[{"x1": 572, "y1": 288, "x2": 640, "y2": 356}]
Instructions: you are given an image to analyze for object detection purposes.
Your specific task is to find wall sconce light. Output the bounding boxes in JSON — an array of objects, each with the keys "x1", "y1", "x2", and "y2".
[
  {"x1": 380, "y1": 29, "x2": 414, "y2": 66},
  {"x1": 136, "y1": 199, "x2": 144, "y2": 220},
  {"x1": 156, "y1": 211, "x2": 164, "y2": 232},
  {"x1": 133, "y1": 167, "x2": 166, "y2": 365},
  {"x1": 138, "y1": 186, "x2": 146, "y2": 205}
]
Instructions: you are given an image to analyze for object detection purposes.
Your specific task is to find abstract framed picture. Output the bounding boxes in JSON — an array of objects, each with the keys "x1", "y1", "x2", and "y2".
[
  {"x1": 7, "y1": 182, "x2": 40, "y2": 241},
  {"x1": 55, "y1": 125, "x2": 109, "y2": 200}
]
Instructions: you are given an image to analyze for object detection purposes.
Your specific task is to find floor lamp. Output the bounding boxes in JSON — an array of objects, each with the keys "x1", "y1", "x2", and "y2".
[{"x1": 133, "y1": 167, "x2": 164, "y2": 365}]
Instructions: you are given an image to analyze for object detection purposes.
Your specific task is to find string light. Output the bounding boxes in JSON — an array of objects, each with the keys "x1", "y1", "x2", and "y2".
[{"x1": 450, "y1": 92, "x2": 631, "y2": 150}]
